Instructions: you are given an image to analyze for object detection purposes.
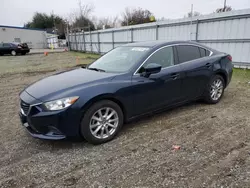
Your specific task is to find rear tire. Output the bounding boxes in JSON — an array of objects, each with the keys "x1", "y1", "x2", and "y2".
[
  {"x1": 80, "y1": 100, "x2": 124, "y2": 145},
  {"x1": 21, "y1": 52, "x2": 26, "y2": 55},
  {"x1": 11, "y1": 50, "x2": 16, "y2": 56},
  {"x1": 204, "y1": 75, "x2": 225, "y2": 104}
]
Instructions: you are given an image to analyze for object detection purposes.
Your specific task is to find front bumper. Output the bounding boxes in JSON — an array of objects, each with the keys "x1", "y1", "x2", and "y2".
[
  {"x1": 19, "y1": 114, "x2": 66, "y2": 140},
  {"x1": 19, "y1": 91, "x2": 82, "y2": 140}
]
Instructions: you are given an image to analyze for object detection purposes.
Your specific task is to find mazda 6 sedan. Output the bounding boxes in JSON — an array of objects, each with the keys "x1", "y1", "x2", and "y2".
[{"x1": 19, "y1": 41, "x2": 233, "y2": 144}]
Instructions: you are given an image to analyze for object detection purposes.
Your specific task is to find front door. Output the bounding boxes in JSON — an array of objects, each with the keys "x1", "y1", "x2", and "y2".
[{"x1": 131, "y1": 46, "x2": 182, "y2": 115}]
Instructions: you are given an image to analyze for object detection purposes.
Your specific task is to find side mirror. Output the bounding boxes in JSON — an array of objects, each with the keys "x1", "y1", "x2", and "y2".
[{"x1": 141, "y1": 63, "x2": 162, "y2": 77}]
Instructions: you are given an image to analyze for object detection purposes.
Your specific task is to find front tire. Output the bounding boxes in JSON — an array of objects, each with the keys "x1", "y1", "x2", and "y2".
[
  {"x1": 204, "y1": 75, "x2": 225, "y2": 104},
  {"x1": 11, "y1": 50, "x2": 16, "y2": 56},
  {"x1": 21, "y1": 52, "x2": 26, "y2": 55},
  {"x1": 80, "y1": 100, "x2": 124, "y2": 145}
]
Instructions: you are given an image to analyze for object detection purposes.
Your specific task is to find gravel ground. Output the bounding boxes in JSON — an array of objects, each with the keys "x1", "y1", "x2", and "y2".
[{"x1": 0, "y1": 53, "x2": 250, "y2": 188}]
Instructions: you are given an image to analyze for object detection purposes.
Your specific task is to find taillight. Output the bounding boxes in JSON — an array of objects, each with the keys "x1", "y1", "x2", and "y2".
[{"x1": 227, "y1": 55, "x2": 232, "y2": 62}]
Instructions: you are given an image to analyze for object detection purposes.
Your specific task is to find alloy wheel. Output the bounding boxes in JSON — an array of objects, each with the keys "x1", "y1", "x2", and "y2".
[
  {"x1": 210, "y1": 78, "x2": 223, "y2": 101},
  {"x1": 11, "y1": 50, "x2": 16, "y2": 56},
  {"x1": 89, "y1": 107, "x2": 119, "y2": 139}
]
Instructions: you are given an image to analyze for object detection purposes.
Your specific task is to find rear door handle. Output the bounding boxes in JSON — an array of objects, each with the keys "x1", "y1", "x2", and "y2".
[{"x1": 170, "y1": 73, "x2": 179, "y2": 80}]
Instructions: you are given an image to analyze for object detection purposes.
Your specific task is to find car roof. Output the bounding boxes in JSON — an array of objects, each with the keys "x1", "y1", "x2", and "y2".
[{"x1": 124, "y1": 40, "x2": 212, "y2": 49}]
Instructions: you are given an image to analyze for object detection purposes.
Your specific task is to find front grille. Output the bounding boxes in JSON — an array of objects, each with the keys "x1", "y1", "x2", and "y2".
[{"x1": 20, "y1": 100, "x2": 30, "y2": 115}]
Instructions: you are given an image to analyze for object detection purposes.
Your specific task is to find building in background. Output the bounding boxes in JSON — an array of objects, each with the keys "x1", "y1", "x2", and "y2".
[
  {"x1": 46, "y1": 33, "x2": 67, "y2": 49},
  {"x1": 46, "y1": 33, "x2": 59, "y2": 49},
  {"x1": 0, "y1": 25, "x2": 47, "y2": 49}
]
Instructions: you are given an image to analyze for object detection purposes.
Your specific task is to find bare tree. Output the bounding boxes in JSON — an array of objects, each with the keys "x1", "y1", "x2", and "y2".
[
  {"x1": 216, "y1": 6, "x2": 232, "y2": 13},
  {"x1": 186, "y1": 11, "x2": 201, "y2": 18},
  {"x1": 95, "y1": 16, "x2": 119, "y2": 30},
  {"x1": 121, "y1": 7, "x2": 156, "y2": 26},
  {"x1": 157, "y1": 17, "x2": 168, "y2": 21},
  {"x1": 67, "y1": 0, "x2": 95, "y2": 31},
  {"x1": 78, "y1": 0, "x2": 95, "y2": 18}
]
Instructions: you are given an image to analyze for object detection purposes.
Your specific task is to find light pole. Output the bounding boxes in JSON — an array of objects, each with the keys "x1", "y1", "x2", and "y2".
[
  {"x1": 190, "y1": 4, "x2": 193, "y2": 41},
  {"x1": 224, "y1": 0, "x2": 227, "y2": 10}
]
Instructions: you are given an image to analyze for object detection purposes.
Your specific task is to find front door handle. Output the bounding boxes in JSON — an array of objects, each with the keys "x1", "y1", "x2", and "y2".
[{"x1": 206, "y1": 63, "x2": 212, "y2": 68}]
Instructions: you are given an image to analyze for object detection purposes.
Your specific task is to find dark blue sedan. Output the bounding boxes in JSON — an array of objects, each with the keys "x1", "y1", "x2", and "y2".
[{"x1": 19, "y1": 41, "x2": 233, "y2": 144}]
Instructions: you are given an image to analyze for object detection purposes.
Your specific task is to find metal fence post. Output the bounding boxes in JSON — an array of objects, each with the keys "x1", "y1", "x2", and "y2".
[
  {"x1": 68, "y1": 34, "x2": 71, "y2": 51},
  {"x1": 131, "y1": 28, "x2": 133, "y2": 43},
  {"x1": 156, "y1": 25, "x2": 159, "y2": 40},
  {"x1": 97, "y1": 32, "x2": 101, "y2": 54},
  {"x1": 74, "y1": 31, "x2": 78, "y2": 51},
  {"x1": 83, "y1": 32, "x2": 86, "y2": 52},
  {"x1": 112, "y1": 31, "x2": 115, "y2": 49},
  {"x1": 90, "y1": 31, "x2": 92, "y2": 53},
  {"x1": 195, "y1": 19, "x2": 199, "y2": 41}
]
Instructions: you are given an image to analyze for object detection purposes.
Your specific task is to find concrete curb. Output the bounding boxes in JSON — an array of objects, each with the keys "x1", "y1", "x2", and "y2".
[
  {"x1": 28, "y1": 49, "x2": 67, "y2": 55},
  {"x1": 233, "y1": 62, "x2": 250, "y2": 69}
]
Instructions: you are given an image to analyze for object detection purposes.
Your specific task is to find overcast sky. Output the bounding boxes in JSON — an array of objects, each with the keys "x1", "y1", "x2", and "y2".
[{"x1": 1, "y1": 0, "x2": 250, "y2": 26}]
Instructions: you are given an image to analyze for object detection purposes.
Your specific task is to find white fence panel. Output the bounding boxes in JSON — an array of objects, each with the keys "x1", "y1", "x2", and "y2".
[
  {"x1": 100, "y1": 32, "x2": 112, "y2": 42},
  {"x1": 100, "y1": 43, "x2": 113, "y2": 53},
  {"x1": 114, "y1": 30, "x2": 131, "y2": 42},
  {"x1": 133, "y1": 27, "x2": 156, "y2": 42},
  {"x1": 91, "y1": 33, "x2": 98, "y2": 43},
  {"x1": 68, "y1": 9, "x2": 250, "y2": 63}
]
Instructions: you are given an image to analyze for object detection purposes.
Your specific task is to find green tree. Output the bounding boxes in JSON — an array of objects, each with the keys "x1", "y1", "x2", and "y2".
[{"x1": 24, "y1": 12, "x2": 66, "y2": 39}]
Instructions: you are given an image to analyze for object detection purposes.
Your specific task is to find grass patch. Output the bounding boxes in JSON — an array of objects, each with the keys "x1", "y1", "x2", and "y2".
[
  {"x1": 233, "y1": 68, "x2": 250, "y2": 82},
  {"x1": 70, "y1": 51, "x2": 100, "y2": 60},
  {"x1": 69, "y1": 51, "x2": 100, "y2": 65},
  {"x1": 0, "y1": 52, "x2": 100, "y2": 75}
]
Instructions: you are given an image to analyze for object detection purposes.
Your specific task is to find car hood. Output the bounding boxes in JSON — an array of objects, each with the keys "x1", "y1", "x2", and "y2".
[{"x1": 25, "y1": 68, "x2": 117, "y2": 101}]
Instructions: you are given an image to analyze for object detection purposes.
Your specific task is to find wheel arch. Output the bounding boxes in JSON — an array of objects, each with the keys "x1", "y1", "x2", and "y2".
[
  {"x1": 215, "y1": 71, "x2": 228, "y2": 86},
  {"x1": 80, "y1": 94, "x2": 127, "y2": 122}
]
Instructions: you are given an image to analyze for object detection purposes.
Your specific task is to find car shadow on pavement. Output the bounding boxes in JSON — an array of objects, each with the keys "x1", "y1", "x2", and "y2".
[{"x1": 121, "y1": 101, "x2": 202, "y2": 132}]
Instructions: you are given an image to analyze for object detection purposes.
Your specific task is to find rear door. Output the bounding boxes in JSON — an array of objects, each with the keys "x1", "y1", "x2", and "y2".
[
  {"x1": 131, "y1": 46, "x2": 182, "y2": 115},
  {"x1": 2, "y1": 43, "x2": 12, "y2": 54},
  {"x1": 176, "y1": 45, "x2": 213, "y2": 100}
]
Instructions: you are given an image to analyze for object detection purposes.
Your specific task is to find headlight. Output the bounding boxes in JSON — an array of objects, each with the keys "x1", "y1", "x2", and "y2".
[{"x1": 44, "y1": 96, "x2": 79, "y2": 111}]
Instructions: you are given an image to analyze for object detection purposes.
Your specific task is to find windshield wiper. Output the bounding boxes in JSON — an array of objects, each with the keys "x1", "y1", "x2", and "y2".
[{"x1": 88, "y1": 67, "x2": 106, "y2": 72}]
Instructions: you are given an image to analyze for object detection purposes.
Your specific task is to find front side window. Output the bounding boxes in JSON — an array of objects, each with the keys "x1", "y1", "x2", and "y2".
[
  {"x1": 88, "y1": 46, "x2": 150, "y2": 73},
  {"x1": 177, "y1": 45, "x2": 201, "y2": 63},
  {"x1": 139, "y1": 47, "x2": 174, "y2": 72}
]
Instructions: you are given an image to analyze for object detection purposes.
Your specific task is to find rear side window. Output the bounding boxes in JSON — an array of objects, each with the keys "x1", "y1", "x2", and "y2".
[
  {"x1": 176, "y1": 45, "x2": 201, "y2": 63},
  {"x1": 3, "y1": 43, "x2": 11, "y2": 47},
  {"x1": 205, "y1": 49, "x2": 211, "y2": 56},
  {"x1": 199, "y1": 47, "x2": 211, "y2": 57}
]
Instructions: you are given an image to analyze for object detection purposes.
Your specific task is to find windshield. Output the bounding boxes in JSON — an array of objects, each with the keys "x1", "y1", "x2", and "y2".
[{"x1": 88, "y1": 46, "x2": 150, "y2": 73}]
